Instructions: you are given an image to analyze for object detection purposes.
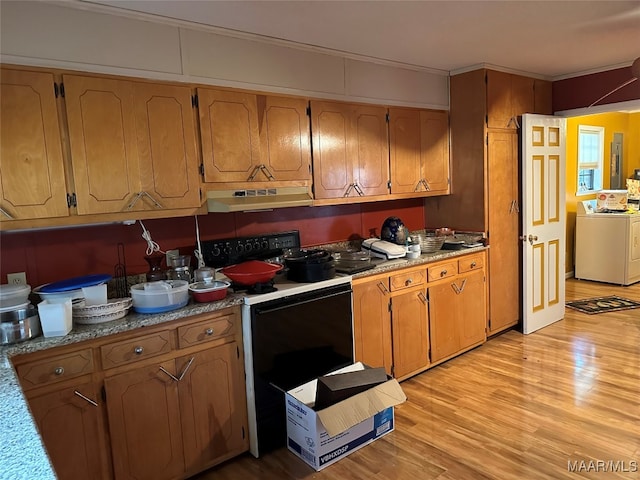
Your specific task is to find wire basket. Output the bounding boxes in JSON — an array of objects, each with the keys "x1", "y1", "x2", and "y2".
[{"x1": 420, "y1": 235, "x2": 446, "y2": 253}]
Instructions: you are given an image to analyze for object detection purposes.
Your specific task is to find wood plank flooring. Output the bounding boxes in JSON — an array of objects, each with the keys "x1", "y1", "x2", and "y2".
[{"x1": 194, "y1": 278, "x2": 640, "y2": 479}]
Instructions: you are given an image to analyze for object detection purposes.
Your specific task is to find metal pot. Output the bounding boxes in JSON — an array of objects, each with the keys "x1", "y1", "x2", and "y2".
[
  {"x1": 284, "y1": 249, "x2": 336, "y2": 283},
  {"x1": 1, "y1": 304, "x2": 41, "y2": 345}
]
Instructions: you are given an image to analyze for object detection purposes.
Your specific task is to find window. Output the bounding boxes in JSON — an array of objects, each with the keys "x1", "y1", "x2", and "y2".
[{"x1": 576, "y1": 125, "x2": 604, "y2": 195}]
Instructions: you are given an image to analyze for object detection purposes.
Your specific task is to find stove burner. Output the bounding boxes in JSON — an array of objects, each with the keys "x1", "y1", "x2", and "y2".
[{"x1": 232, "y1": 280, "x2": 278, "y2": 294}]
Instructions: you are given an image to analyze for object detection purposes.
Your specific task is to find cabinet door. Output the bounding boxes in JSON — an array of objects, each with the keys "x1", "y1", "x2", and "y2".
[
  {"x1": 486, "y1": 70, "x2": 513, "y2": 129},
  {"x1": 0, "y1": 69, "x2": 69, "y2": 220},
  {"x1": 389, "y1": 107, "x2": 422, "y2": 194},
  {"x1": 178, "y1": 342, "x2": 248, "y2": 474},
  {"x1": 310, "y1": 100, "x2": 353, "y2": 199},
  {"x1": 27, "y1": 378, "x2": 110, "y2": 480},
  {"x1": 352, "y1": 104, "x2": 389, "y2": 196},
  {"x1": 134, "y1": 82, "x2": 201, "y2": 209},
  {"x1": 511, "y1": 74, "x2": 535, "y2": 118},
  {"x1": 198, "y1": 88, "x2": 261, "y2": 183},
  {"x1": 352, "y1": 279, "x2": 393, "y2": 375},
  {"x1": 105, "y1": 361, "x2": 185, "y2": 480},
  {"x1": 428, "y1": 280, "x2": 460, "y2": 363},
  {"x1": 391, "y1": 288, "x2": 429, "y2": 379},
  {"x1": 457, "y1": 269, "x2": 487, "y2": 349},
  {"x1": 420, "y1": 109, "x2": 450, "y2": 194},
  {"x1": 487, "y1": 131, "x2": 520, "y2": 333},
  {"x1": 258, "y1": 95, "x2": 311, "y2": 182},
  {"x1": 64, "y1": 75, "x2": 141, "y2": 215}
]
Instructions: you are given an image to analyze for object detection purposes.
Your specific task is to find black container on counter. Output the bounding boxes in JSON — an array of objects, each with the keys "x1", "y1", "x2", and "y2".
[{"x1": 284, "y1": 249, "x2": 336, "y2": 283}]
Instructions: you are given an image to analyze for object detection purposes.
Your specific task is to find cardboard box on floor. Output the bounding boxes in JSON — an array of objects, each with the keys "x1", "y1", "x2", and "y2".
[{"x1": 285, "y1": 362, "x2": 406, "y2": 471}]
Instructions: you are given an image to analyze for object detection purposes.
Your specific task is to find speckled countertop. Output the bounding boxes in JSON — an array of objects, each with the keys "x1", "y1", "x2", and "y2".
[{"x1": 0, "y1": 241, "x2": 486, "y2": 480}]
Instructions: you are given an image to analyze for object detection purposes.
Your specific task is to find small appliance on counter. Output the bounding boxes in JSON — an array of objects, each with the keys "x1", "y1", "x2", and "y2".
[
  {"x1": 380, "y1": 216, "x2": 409, "y2": 245},
  {"x1": 361, "y1": 238, "x2": 407, "y2": 260}
]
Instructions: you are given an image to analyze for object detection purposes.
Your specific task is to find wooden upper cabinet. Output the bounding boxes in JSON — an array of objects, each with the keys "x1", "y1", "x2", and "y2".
[
  {"x1": 0, "y1": 68, "x2": 69, "y2": 221},
  {"x1": 198, "y1": 88, "x2": 311, "y2": 184},
  {"x1": 311, "y1": 100, "x2": 388, "y2": 199},
  {"x1": 389, "y1": 107, "x2": 449, "y2": 196},
  {"x1": 198, "y1": 88, "x2": 261, "y2": 183},
  {"x1": 133, "y1": 83, "x2": 201, "y2": 209},
  {"x1": 258, "y1": 95, "x2": 311, "y2": 182},
  {"x1": 486, "y1": 70, "x2": 534, "y2": 129},
  {"x1": 64, "y1": 75, "x2": 141, "y2": 215},
  {"x1": 65, "y1": 75, "x2": 201, "y2": 215}
]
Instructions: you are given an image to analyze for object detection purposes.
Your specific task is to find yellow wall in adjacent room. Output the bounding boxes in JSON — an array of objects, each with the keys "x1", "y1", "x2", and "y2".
[{"x1": 566, "y1": 112, "x2": 640, "y2": 274}]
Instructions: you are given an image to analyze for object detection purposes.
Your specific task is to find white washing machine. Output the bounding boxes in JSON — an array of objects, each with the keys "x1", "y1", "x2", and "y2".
[{"x1": 575, "y1": 200, "x2": 640, "y2": 285}]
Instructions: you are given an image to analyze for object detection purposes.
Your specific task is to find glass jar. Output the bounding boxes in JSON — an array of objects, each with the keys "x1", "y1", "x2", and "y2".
[{"x1": 144, "y1": 255, "x2": 167, "y2": 282}]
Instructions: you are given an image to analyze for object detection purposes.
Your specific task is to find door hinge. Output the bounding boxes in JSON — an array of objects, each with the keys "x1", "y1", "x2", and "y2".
[
  {"x1": 199, "y1": 163, "x2": 205, "y2": 176},
  {"x1": 306, "y1": 105, "x2": 311, "y2": 116},
  {"x1": 237, "y1": 345, "x2": 240, "y2": 359},
  {"x1": 385, "y1": 112, "x2": 390, "y2": 123},
  {"x1": 191, "y1": 94, "x2": 198, "y2": 108},
  {"x1": 485, "y1": 115, "x2": 488, "y2": 126},
  {"x1": 54, "y1": 82, "x2": 60, "y2": 98},
  {"x1": 387, "y1": 180, "x2": 392, "y2": 190},
  {"x1": 59, "y1": 83, "x2": 65, "y2": 98},
  {"x1": 66, "y1": 193, "x2": 77, "y2": 208},
  {"x1": 242, "y1": 426, "x2": 246, "y2": 439},
  {"x1": 428, "y1": 347, "x2": 432, "y2": 362},
  {"x1": 101, "y1": 386, "x2": 107, "y2": 403},
  {"x1": 388, "y1": 300, "x2": 392, "y2": 312}
]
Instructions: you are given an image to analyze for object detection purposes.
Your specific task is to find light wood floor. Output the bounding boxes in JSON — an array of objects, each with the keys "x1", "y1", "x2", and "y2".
[{"x1": 195, "y1": 278, "x2": 640, "y2": 480}]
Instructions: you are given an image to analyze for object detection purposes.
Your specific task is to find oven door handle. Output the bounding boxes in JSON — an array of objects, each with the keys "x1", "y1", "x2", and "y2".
[{"x1": 254, "y1": 289, "x2": 352, "y2": 315}]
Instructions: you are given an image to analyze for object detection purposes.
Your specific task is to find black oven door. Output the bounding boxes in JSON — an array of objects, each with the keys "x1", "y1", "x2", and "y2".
[{"x1": 250, "y1": 283, "x2": 353, "y2": 453}]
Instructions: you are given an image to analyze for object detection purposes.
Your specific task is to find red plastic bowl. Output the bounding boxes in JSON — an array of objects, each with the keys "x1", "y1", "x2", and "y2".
[
  {"x1": 188, "y1": 281, "x2": 230, "y2": 303},
  {"x1": 220, "y1": 261, "x2": 283, "y2": 285}
]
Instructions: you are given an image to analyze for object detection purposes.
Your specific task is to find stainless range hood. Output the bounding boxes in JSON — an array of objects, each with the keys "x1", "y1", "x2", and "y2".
[{"x1": 206, "y1": 187, "x2": 313, "y2": 212}]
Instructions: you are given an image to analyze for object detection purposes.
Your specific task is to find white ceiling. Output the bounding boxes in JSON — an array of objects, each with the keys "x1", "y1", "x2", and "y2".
[{"x1": 79, "y1": 0, "x2": 640, "y2": 80}]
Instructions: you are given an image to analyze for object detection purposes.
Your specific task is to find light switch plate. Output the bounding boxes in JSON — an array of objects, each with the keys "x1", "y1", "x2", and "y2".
[{"x1": 7, "y1": 272, "x2": 27, "y2": 285}]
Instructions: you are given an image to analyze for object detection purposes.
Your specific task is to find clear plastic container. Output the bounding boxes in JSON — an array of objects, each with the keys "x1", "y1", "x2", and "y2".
[
  {"x1": 130, "y1": 280, "x2": 189, "y2": 314},
  {"x1": 0, "y1": 284, "x2": 31, "y2": 309}
]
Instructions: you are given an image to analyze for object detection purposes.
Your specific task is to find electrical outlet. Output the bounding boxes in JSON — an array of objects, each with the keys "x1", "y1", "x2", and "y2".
[
  {"x1": 166, "y1": 249, "x2": 179, "y2": 266},
  {"x1": 7, "y1": 272, "x2": 27, "y2": 285}
]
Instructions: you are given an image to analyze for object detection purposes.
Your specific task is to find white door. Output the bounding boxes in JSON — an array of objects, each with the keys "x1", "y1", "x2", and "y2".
[{"x1": 522, "y1": 114, "x2": 567, "y2": 334}]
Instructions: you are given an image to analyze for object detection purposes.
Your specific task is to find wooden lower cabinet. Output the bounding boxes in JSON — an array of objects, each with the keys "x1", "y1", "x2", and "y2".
[
  {"x1": 352, "y1": 277, "x2": 392, "y2": 375},
  {"x1": 14, "y1": 306, "x2": 248, "y2": 480},
  {"x1": 26, "y1": 377, "x2": 111, "y2": 480},
  {"x1": 390, "y1": 287, "x2": 429, "y2": 379},
  {"x1": 429, "y1": 268, "x2": 487, "y2": 364}
]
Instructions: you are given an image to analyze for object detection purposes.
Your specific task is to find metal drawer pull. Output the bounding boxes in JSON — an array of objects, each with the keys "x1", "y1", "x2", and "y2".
[
  {"x1": 405, "y1": 278, "x2": 413, "y2": 286},
  {"x1": 205, "y1": 328, "x2": 214, "y2": 336},
  {"x1": 343, "y1": 184, "x2": 355, "y2": 197},
  {"x1": 451, "y1": 279, "x2": 468, "y2": 295},
  {"x1": 353, "y1": 183, "x2": 364, "y2": 196},
  {"x1": 74, "y1": 390, "x2": 98, "y2": 407},
  {"x1": 377, "y1": 281, "x2": 389, "y2": 294},
  {"x1": 418, "y1": 292, "x2": 428, "y2": 303},
  {"x1": 0, "y1": 207, "x2": 13, "y2": 220},
  {"x1": 470, "y1": 261, "x2": 477, "y2": 268},
  {"x1": 159, "y1": 357, "x2": 195, "y2": 382},
  {"x1": 134, "y1": 346, "x2": 144, "y2": 355},
  {"x1": 440, "y1": 269, "x2": 448, "y2": 277},
  {"x1": 54, "y1": 367, "x2": 64, "y2": 376}
]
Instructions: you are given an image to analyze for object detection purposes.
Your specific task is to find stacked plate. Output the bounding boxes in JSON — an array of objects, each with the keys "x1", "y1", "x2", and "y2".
[{"x1": 72, "y1": 297, "x2": 133, "y2": 325}]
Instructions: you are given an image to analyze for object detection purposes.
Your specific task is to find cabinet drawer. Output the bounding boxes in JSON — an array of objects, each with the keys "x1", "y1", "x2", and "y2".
[
  {"x1": 101, "y1": 330, "x2": 172, "y2": 369},
  {"x1": 16, "y1": 348, "x2": 94, "y2": 390},
  {"x1": 427, "y1": 261, "x2": 458, "y2": 282},
  {"x1": 177, "y1": 314, "x2": 236, "y2": 349},
  {"x1": 390, "y1": 270, "x2": 425, "y2": 291},
  {"x1": 458, "y1": 253, "x2": 485, "y2": 273}
]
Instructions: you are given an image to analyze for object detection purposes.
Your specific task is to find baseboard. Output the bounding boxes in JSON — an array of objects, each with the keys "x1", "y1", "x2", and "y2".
[{"x1": 566, "y1": 271, "x2": 574, "y2": 279}]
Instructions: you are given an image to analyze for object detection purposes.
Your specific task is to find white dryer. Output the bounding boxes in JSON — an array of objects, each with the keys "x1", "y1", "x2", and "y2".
[{"x1": 575, "y1": 200, "x2": 640, "y2": 286}]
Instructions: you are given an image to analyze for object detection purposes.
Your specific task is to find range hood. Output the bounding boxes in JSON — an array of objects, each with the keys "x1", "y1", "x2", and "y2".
[{"x1": 206, "y1": 187, "x2": 313, "y2": 212}]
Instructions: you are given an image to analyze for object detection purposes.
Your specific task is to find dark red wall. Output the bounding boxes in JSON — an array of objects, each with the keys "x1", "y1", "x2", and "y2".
[
  {"x1": 0, "y1": 199, "x2": 425, "y2": 287},
  {"x1": 552, "y1": 65, "x2": 640, "y2": 111}
]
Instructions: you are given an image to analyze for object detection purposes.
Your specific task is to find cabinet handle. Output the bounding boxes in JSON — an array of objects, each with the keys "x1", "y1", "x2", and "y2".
[
  {"x1": 159, "y1": 366, "x2": 179, "y2": 382},
  {"x1": 134, "y1": 346, "x2": 144, "y2": 355},
  {"x1": 126, "y1": 191, "x2": 164, "y2": 210},
  {"x1": 418, "y1": 291, "x2": 428, "y2": 304},
  {"x1": 74, "y1": 390, "x2": 98, "y2": 407},
  {"x1": 458, "y1": 278, "x2": 467, "y2": 293},
  {"x1": 343, "y1": 184, "x2": 355, "y2": 197},
  {"x1": 54, "y1": 367, "x2": 64, "y2": 376},
  {"x1": 205, "y1": 328, "x2": 214, "y2": 336},
  {"x1": 421, "y1": 179, "x2": 431, "y2": 191},
  {"x1": 470, "y1": 262, "x2": 477, "y2": 268},
  {"x1": 260, "y1": 165, "x2": 275, "y2": 181},
  {"x1": 405, "y1": 278, "x2": 413, "y2": 286},
  {"x1": 0, "y1": 207, "x2": 14, "y2": 220},
  {"x1": 440, "y1": 269, "x2": 448, "y2": 277},
  {"x1": 177, "y1": 357, "x2": 195, "y2": 381},
  {"x1": 247, "y1": 165, "x2": 262, "y2": 181},
  {"x1": 377, "y1": 281, "x2": 389, "y2": 295},
  {"x1": 353, "y1": 183, "x2": 364, "y2": 196},
  {"x1": 451, "y1": 282, "x2": 460, "y2": 294}
]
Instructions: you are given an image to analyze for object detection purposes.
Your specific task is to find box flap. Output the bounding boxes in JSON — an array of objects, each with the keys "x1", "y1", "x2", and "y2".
[{"x1": 316, "y1": 378, "x2": 406, "y2": 437}]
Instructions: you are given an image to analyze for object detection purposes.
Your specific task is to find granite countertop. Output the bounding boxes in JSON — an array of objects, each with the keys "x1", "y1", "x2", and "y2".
[{"x1": 0, "y1": 242, "x2": 487, "y2": 480}]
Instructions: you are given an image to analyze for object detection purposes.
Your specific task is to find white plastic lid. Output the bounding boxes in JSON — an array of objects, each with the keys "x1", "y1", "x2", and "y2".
[
  {"x1": 0, "y1": 301, "x2": 31, "y2": 313},
  {"x1": 0, "y1": 284, "x2": 31, "y2": 298}
]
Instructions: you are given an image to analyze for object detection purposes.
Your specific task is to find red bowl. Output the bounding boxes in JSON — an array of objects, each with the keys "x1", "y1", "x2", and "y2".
[
  {"x1": 220, "y1": 261, "x2": 283, "y2": 285},
  {"x1": 188, "y1": 281, "x2": 230, "y2": 303}
]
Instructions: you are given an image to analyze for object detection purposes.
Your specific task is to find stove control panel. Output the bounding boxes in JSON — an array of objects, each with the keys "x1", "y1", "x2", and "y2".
[{"x1": 200, "y1": 230, "x2": 301, "y2": 267}]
